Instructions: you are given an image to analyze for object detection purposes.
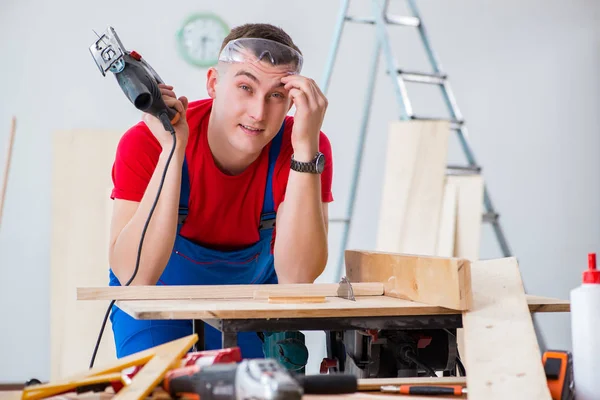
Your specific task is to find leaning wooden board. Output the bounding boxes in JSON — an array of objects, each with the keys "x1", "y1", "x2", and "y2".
[
  {"x1": 115, "y1": 294, "x2": 568, "y2": 320},
  {"x1": 463, "y1": 258, "x2": 552, "y2": 399}
]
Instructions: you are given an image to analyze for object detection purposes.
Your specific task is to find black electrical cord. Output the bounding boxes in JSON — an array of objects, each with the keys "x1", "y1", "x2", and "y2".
[
  {"x1": 456, "y1": 355, "x2": 466, "y2": 377},
  {"x1": 403, "y1": 349, "x2": 438, "y2": 378},
  {"x1": 444, "y1": 329, "x2": 467, "y2": 376},
  {"x1": 89, "y1": 112, "x2": 177, "y2": 369}
]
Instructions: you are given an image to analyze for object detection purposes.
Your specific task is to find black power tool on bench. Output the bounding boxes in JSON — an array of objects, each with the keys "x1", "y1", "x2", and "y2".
[{"x1": 89, "y1": 26, "x2": 180, "y2": 133}]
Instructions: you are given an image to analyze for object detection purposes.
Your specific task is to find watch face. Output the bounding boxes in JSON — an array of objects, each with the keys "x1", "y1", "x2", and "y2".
[
  {"x1": 316, "y1": 153, "x2": 326, "y2": 173},
  {"x1": 176, "y1": 13, "x2": 230, "y2": 68}
]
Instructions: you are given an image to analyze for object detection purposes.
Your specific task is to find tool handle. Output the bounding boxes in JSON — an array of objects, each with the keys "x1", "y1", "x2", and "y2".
[
  {"x1": 164, "y1": 364, "x2": 237, "y2": 400},
  {"x1": 115, "y1": 54, "x2": 180, "y2": 126},
  {"x1": 296, "y1": 374, "x2": 357, "y2": 394},
  {"x1": 399, "y1": 385, "x2": 464, "y2": 395}
]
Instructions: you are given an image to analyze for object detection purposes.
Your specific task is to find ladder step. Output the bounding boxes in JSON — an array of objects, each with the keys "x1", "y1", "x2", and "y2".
[
  {"x1": 482, "y1": 212, "x2": 499, "y2": 223},
  {"x1": 399, "y1": 70, "x2": 447, "y2": 85},
  {"x1": 345, "y1": 14, "x2": 420, "y2": 27},
  {"x1": 447, "y1": 164, "x2": 482, "y2": 173},
  {"x1": 410, "y1": 115, "x2": 464, "y2": 130},
  {"x1": 329, "y1": 218, "x2": 350, "y2": 223}
]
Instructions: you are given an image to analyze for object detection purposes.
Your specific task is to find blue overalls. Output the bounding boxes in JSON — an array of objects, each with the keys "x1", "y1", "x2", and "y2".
[{"x1": 109, "y1": 124, "x2": 285, "y2": 359}]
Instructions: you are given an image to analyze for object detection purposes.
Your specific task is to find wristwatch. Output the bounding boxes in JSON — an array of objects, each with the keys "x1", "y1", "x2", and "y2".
[{"x1": 291, "y1": 152, "x2": 325, "y2": 174}]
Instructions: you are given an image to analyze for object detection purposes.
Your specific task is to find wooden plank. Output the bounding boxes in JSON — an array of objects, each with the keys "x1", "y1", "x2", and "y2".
[
  {"x1": 526, "y1": 295, "x2": 570, "y2": 312},
  {"x1": 77, "y1": 282, "x2": 385, "y2": 301},
  {"x1": 114, "y1": 335, "x2": 196, "y2": 400},
  {"x1": 23, "y1": 335, "x2": 197, "y2": 400},
  {"x1": 462, "y1": 258, "x2": 551, "y2": 400},
  {"x1": 254, "y1": 282, "x2": 383, "y2": 299},
  {"x1": 345, "y1": 250, "x2": 472, "y2": 311},
  {"x1": 435, "y1": 179, "x2": 458, "y2": 257},
  {"x1": 51, "y1": 130, "x2": 122, "y2": 379},
  {"x1": 358, "y1": 376, "x2": 465, "y2": 391},
  {"x1": 115, "y1": 292, "x2": 567, "y2": 321},
  {"x1": 268, "y1": 296, "x2": 326, "y2": 303},
  {"x1": 376, "y1": 120, "x2": 450, "y2": 256},
  {"x1": 116, "y1": 295, "x2": 459, "y2": 320},
  {"x1": 447, "y1": 175, "x2": 484, "y2": 260}
]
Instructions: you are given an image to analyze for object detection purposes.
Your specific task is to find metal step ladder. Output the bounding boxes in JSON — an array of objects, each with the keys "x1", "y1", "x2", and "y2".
[{"x1": 321, "y1": 0, "x2": 512, "y2": 280}]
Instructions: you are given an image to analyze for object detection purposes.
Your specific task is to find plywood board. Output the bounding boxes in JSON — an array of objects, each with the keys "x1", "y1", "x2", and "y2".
[
  {"x1": 77, "y1": 283, "x2": 385, "y2": 301},
  {"x1": 345, "y1": 250, "x2": 472, "y2": 311},
  {"x1": 376, "y1": 120, "x2": 449, "y2": 256},
  {"x1": 117, "y1": 295, "x2": 458, "y2": 320},
  {"x1": 51, "y1": 130, "x2": 122, "y2": 379},
  {"x1": 462, "y1": 258, "x2": 551, "y2": 399},
  {"x1": 447, "y1": 175, "x2": 484, "y2": 260},
  {"x1": 435, "y1": 180, "x2": 458, "y2": 257},
  {"x1": 115, "y1": 293, "x2": 568, "y2": 321}
]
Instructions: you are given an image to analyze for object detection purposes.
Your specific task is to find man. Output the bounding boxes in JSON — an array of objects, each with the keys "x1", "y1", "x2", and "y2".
[{"x1": 107, "y1": 23, "x2": 333, "y2": 365}]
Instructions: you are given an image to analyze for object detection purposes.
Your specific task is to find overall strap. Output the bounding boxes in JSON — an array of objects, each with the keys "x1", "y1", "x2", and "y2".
[
  {"x1": 259, "y1": 122, "x2": 285, "y2": 231},
  {"x1": 178, "y1": 157, "x2": 190, "y2": 225}
]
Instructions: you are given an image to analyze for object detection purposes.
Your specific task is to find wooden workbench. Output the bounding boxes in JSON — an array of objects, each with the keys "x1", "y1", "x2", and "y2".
[{"x1": 115, "y1": 294, "x2": 568, "y2": 320}]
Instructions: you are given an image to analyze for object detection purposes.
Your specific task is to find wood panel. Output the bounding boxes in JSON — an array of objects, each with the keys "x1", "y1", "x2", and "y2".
[
  {"x1": 115, "y1": 293, "x2": 568, "y2": 321},
  {"x1": 116, "y1": 295, "x2": 459, "y2": 320},
  {"x1": 345, "y1": 250, "x2": 472, "y2": 311},
  {"x1": 77, "y1": 283, "x2": 385, "y2": 301},
  {"x1": 435, "y1": 180, "x2": 458, "y2": 257},
  {"x1": 462, "y1": 258, "x2": 551, "y2": 399},
  {"x1": 51, "y1": 129, "x2": 121, "y2": 379},
  {"x1": 447, "y1": 175, "x2": 484, "y2": 260},
  {"x1": 376, "y1": 120, "x2": 450, "y2": 255}
]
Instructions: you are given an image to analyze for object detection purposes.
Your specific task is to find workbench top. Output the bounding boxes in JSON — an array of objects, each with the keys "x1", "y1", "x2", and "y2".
[{"x1": 115, "y1": 294, "x2": 568, "y2": 320}]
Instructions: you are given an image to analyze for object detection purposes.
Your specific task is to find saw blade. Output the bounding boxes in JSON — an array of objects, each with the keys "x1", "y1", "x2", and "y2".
[{"x1": 337, "y1": 276, "x2": 356, "y2": 301}]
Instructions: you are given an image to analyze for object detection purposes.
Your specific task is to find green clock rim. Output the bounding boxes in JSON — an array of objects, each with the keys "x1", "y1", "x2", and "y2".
[{"x1": 176, "y1": 12, "x2": 230, "y2": 68}]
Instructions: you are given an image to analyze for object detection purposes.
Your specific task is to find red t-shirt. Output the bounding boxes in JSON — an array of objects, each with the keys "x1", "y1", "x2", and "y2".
[{"x1": 110, "y1": 98, "x2": 334, "y2": 251}]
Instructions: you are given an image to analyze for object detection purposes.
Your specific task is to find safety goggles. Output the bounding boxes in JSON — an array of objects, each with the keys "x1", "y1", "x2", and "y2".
[{"x1": 218, "y1": 38, "x2": 303, "y2": 74}]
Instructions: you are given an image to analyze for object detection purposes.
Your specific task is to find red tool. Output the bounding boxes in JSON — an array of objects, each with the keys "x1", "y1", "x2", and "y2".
[
  {"x1": 110, "y1": 347, "x2": 242, "y2": 393},
  {"x1": 381, "y1": 385, "x2": 466, "y2": 396}
]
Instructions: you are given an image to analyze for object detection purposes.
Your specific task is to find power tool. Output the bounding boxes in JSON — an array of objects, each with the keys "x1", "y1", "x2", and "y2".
[
  {"x1": 89, "y1": 26, "x2": 180, "y2": 134},
  {"x1": 163, "y1": 357, "x2": 357, "y2": 400},
  {"x1": 86, "y1": 26, "x2": 183, "y2": 369},
  {"x1": 324, "y1": 328, "x2": 460, "y2": 378}
]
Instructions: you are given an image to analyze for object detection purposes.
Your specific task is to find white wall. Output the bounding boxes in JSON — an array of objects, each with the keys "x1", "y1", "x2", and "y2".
[{"x1": 1, "y1": 0, "x2": 599, "y2": 382}]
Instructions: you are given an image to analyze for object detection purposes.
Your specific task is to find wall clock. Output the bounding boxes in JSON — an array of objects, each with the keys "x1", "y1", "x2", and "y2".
[{"x1": 176, "y1": 13, "x2": 230, "y2": 68}]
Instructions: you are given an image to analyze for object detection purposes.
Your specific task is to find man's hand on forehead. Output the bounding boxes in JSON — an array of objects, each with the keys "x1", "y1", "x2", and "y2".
[{"x1": 281, "y1": 74, "x2": 328, "y2": 156}]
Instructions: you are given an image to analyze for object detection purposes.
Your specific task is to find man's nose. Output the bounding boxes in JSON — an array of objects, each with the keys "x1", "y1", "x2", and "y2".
[{"x1": 249, "y1": 98, "x2": 266, "y2": 122}]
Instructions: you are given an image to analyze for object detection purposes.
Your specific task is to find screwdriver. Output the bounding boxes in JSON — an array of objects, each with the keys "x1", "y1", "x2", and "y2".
[{"x1": 381, "y1": 385, "x2": 467, "y2": 396}]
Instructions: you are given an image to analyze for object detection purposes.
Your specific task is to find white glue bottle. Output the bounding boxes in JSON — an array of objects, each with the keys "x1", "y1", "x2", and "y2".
[{"x1": 570, "y1": 252, "x2": 600, "y2": 400}]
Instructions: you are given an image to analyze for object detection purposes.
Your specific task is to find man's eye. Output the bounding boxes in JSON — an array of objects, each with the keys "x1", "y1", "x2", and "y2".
[
  {"x1": 272, "y1": 92, "x2": 284, "y2": 98},
  {"x1": 240, "y1": 85, "x2": 252, "y2": 92}
]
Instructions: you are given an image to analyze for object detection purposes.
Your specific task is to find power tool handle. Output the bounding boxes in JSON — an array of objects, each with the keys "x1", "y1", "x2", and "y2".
[
  {"x1": 163, "y1": 364, "x2": 237, "y2": 400},
  {"x1": 115, "y1": 55, "x2": 180, "y2": 126}
]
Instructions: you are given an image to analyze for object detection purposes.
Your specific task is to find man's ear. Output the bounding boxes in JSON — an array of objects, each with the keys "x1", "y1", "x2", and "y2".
[{"x1": 206, "y1": 67, "x2": 219, "y2": 99}]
